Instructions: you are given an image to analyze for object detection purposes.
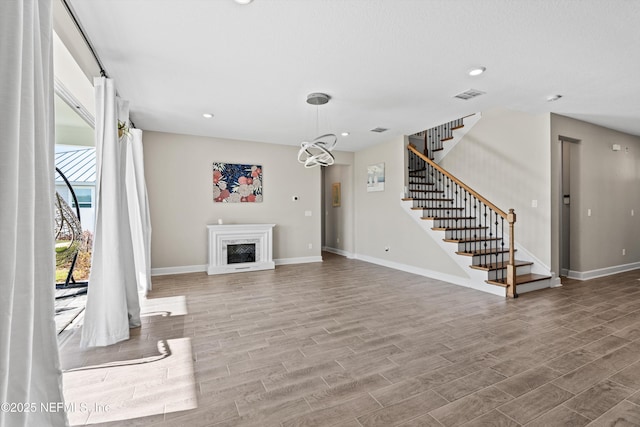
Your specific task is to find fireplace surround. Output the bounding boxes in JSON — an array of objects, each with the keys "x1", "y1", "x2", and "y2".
[{"x1": 206, "y1": 224, "x2": 275, "y2": 275}]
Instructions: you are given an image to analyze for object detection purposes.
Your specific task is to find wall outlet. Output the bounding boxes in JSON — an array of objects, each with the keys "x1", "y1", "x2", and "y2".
[
  {"x1": 623, "y1": 249, "x2": 626, "y2": 256},
  {"x1": 531, "y1": 199, "x2": 538, "y2": 208},
  {"x1": 308, "y1": 243, "x2": 312, "y2": 249},
  {"x1": 587, "y1": 209, "x2": 592, "y2": 217}
]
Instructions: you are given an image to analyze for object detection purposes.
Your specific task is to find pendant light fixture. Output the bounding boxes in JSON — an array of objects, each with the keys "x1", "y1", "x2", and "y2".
[{"x1": 297, "y1": 93, "x2": 337, "y2": 168}]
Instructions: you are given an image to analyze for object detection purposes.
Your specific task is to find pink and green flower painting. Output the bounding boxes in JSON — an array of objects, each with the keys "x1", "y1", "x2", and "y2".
[{"x1": 213, "y1": 162, "x2": 263, "y2": 203}]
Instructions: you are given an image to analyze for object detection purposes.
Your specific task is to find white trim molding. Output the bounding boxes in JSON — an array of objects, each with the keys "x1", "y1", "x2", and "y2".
[
  {"x1": 567, "y1": 262, "x2": 640, "y2": 281},
  {"x1": 322, "y1": 246, "x2": 355, "y2": 259},
  {"x1": 275, "y1": 256, "x2": 323, "y2": 265},
  {"x1": 151, "y1": 264, "x2": 206, "y2": 276},
  {"x1": 54, "y1": 77, "x2": 95, "y2": 128}
]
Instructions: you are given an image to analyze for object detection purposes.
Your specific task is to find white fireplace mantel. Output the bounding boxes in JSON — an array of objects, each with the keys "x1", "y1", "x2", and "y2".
[{"x1": 207, "y1": 224, "x2": 275, "y2": 275}]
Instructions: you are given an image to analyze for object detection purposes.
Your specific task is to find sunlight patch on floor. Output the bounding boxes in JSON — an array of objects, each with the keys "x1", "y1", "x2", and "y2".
[
  {"x1": 63, "y1": 337, "x2": 196, "y2": 425},
  {"x1": 140, "y1": 295, "x2": 188, "y2": 317}
]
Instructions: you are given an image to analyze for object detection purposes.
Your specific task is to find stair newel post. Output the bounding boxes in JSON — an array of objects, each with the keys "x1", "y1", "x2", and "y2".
[{"x1": 506, "y1": 209, "x2": 518, "y2": 298}]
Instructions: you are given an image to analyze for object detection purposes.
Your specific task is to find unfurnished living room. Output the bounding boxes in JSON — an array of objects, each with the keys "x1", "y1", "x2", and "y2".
[{"x1": 2, "y1": 0, "x2": 640, "y2": 426}]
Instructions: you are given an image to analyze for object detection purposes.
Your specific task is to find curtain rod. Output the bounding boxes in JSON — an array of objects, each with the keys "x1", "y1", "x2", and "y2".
[
  {"x1": 61, "y1": 0, "x2": 108, "y2": 78},
  {"x1": 60, "y1": 0, "x2": 136, "y2": 129}
]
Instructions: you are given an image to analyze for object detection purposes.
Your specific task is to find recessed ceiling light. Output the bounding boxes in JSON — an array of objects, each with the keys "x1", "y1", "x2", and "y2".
[
  {"x1": 468, "y1": 67, "x2": 486, "y2": 76},
  {"x1": 202, "y1": 113, "x2": 214, "y2": 118},
  {"x1": 547, "y1": 94, "x2": 563, "y2": 102},
  {"x1": 341, "y1": 132, "x2": 350, "y2": 137},
  {"x1": 234, "y1": 0, "x2": 253, "y2": 4}
]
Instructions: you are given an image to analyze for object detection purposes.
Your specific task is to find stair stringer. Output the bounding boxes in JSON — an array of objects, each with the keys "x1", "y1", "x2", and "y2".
[
  {"x1": 401, "y1": 199, "x2": 505, "y2": 297},
  {"x1": 402, "y1": 199, "x2": 556, "y2": 295},
  {"x1": 432, "y1": 112, "x2": 482, "y2": 164}
]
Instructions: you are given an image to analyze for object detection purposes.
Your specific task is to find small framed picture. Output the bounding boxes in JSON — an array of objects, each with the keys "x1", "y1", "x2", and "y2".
[
  {"x1": 332, "y1": 182, "x2": 341, "y2": 207},
  {"x1": 367, "y1": 162, "x2": 385, "y2": 192}
]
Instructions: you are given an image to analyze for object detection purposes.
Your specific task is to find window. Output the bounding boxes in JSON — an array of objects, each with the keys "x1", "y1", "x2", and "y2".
[{"x1": 71, "y1": 188, "x2": 92, "y2": 208}]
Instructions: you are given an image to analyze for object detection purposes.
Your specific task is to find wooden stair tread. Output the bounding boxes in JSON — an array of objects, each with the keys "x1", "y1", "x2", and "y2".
[
  {"x1": 405, "y1": 199, "x2": 451, "y2": 204},
  {"x1": 470, "y1": 260, "x2": 533, "y2": 271},
  {"x1": 422, "y1": 216, "x2": 475, "y2": 220},
  {"x1": 410, "y1": 202, "x2": 453, "y2": 206},
  {"x1": 432, "y1": 226, "x2": 488, "y2": 231},
  {"x1": 422, "y1": 207, "x2": 465, "y2": 211},
  {"x1": 486, "y1": 273, "x2": 551, "y2": 286},
  {"x1": 451, "y1": 124, "x2": 464, "y2": 130},
  {"x1": 444, "y1": 237, "x2": 502, "y2": 243},
  {"x1": 411, "y1": 206, "x2": 453, "y2": 211},
  {"x1": 409, "y1": 197, "x2": 453, "y2": 202},
  {"x1": 441, "y1": 136, "x2": 454, "y2": 141},
  {"x1": 456, "y1": 248, "x2": 514, "y2": 256}
]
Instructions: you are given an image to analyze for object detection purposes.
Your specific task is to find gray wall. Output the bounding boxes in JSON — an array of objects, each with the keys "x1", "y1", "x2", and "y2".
[
  {"x1": 551, "y1": 114, "x2": 640, "y2": 275},
  {"x1": 143, "y1": 131, "x2": 322, "y2": 270}
]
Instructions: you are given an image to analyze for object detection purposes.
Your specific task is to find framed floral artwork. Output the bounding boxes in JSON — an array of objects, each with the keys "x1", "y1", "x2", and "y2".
[{"x1": 213, "y1": 162, "x2": 263, "y2": 203}]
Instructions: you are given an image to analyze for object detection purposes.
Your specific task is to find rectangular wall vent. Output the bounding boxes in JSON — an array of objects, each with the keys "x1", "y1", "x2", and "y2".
[
  {"x1": 454, "y1": 89, "x2": 486, "y2": 100},
  {"x1": 370, "y1": 127, "x2": 388, "y2": 133}
]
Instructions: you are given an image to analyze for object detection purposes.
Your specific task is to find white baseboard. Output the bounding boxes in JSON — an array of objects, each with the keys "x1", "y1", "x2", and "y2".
[
  {"x1": 275, "y1": 256, "x2": 323, "y2": 265},
  {"x1": 567, "y1": 262, "x2": 640, "y2": 281},
  {"x1": 352, "y1": 253, "x2": 505, "y2": 297},
  {"x1": 151, "y1": 256, "x2": 323, "y2": 276},
  {"x1": 322, "y1": 246, "x2": 355, "y2": 259},
  {"x1": 151, "y1": 264, "x2": 206, "y2": 276}
]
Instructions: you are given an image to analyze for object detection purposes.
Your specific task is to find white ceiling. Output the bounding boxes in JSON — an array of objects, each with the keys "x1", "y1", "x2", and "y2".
[{"x1": 68, "y1": 0, "x2": 640, "y2": 152}]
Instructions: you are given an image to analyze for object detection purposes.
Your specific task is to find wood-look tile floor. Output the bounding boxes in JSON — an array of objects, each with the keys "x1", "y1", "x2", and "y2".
[{"x1": 59, "y1": 253, "x2": 640, "y2": 426}]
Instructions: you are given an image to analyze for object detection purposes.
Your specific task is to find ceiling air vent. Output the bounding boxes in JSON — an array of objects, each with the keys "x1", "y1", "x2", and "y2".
[
  {"x1": 370, "y1": 127, "x2": 388, "y2": 133},
  {"x1": 454, "y1": 89, "x2": 486, "y2": 100}
]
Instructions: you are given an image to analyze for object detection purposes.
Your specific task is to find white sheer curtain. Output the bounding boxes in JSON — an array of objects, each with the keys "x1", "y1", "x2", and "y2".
[
  {"x1": 0, "y1": 1, "x2": 67, "y2": 426},
  {"x1": 127, "y1": 128, "x2": 152, "y2": 296},
  {"x1": 81, "y1": 78, "x2": 141, "y2": 347}
]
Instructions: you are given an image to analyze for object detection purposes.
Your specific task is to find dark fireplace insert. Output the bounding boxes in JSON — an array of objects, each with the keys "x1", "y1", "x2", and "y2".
[{"x1": 227, "y1": 243, "x2": 256, "y2": 264}]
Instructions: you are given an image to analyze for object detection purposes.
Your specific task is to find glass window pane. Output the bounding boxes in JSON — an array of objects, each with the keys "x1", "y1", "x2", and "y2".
[{"x1": 72, "y1": 188, "x2": 92, "y2": 208}]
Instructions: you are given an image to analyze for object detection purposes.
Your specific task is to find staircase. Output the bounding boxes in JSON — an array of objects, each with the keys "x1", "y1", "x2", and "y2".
[{"x1": 403, "y1": 118, "x2": 551, "y2": 298}]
